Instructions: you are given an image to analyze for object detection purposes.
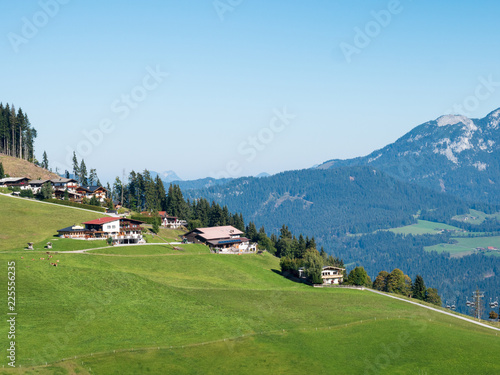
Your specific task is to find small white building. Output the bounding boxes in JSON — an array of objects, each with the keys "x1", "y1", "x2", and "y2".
[
  {"x1": 28, "y1": 179, "x2": 50, "y2": 194},
  {"x1": 321, "y1": 266, "x2": 345, "y2": 285},
  {"x1": 158, "y1": 211, "x2": 187, "y2": 229},
  {"x1": 298, "y1": 266, "x2": 345, "y2": 285}
]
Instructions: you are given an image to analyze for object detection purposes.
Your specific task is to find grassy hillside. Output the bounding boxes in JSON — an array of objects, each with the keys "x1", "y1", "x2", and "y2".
[
  {"x1": 387, "y1": 219, "x2": 466, "y2": 236},
  {"x1": 0, "y1": 154, "x2": 59, "y2": 180},
  {"x1": 426, "y1": 236, "x2": 500, "y2": 257},
  {"x1": 0, "y1": 195, "x2": 104, "y2": 251},
  {"x1": 452, "y1": 209, "x2": 500, "y2": 225},
  {"x1": 1, "y1": 248, "x2": 499, "y2": 374},
  {"x1": 1, "y1": 197, "x2": 499, "y2": 374}
]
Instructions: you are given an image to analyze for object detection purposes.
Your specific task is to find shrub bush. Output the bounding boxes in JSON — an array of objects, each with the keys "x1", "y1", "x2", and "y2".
[
  {"x1": 43, "y1": 199, "x2": 106, "y2": 212},
  {"x1": 19, "y1": 189, "x2": 34, "y2": 198}
]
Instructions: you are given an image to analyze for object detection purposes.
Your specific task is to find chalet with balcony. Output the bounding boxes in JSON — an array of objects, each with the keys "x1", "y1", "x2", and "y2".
[
  {"x1": 183, "y1": 225, "x2": 256, "y2": 253},
  {"x1": 321, "y1": 266, "x2": 345, "y2": 285},
  {"x1": 57, "y1": 217, "x2": 144, "y2": 244},
  {"x1": 158, "y1": 211, "x2": 187, "y2": 229},
  {"x1": 76, "y1": 185, "x2": 108, "y2": 202},
  {"x1": 51, "y1": 178, "x2": 79, "y2": 193},
  {"x1": 0, "y1": 177, "x2": 30, "y2": 188},
  {"x1": 28, "y1": 179, "x2": 50, "y2": 194},
  {"x1": 298, "y1": 266, "x2": 345, "y2": 285}
]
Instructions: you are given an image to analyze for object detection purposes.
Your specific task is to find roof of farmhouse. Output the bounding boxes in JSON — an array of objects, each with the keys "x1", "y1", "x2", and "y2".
[
  {"x1": 83, "y1": 217, "x2": 120, "y2": 225},
  {"x1": 189, "y1": 226, "x2": 244, "y2": 240}
]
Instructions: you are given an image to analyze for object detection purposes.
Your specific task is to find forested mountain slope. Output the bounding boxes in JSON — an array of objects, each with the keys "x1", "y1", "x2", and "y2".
[{"x1": 184, "y1": 166, "x2": 468, "y2": 237}]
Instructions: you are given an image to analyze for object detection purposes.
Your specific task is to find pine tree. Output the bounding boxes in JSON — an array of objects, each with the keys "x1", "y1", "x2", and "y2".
[
  {"x1": 0, "y1": 162, "x2": 4, "y2": 179},
  {"x1": 155, "y1": 175, "x2": 167, "y2": 211},
  {"x1": 245, "y1": 222, "x2": 258, "y2": 242},
  {"x1": 72, "y1": 152, "x2": 79, "y2": 182},
  {"x1": 306, "y1": 236, "x2": 317, "y2": 250},
  {"x1": 221, "y1": 205, "x2": 229, "y2": 226},
  {"x1": 236, "y1": 213, "x2": 245, "y2": 231},
  {"x1": 412, "y1": 275, "x2": 427, "y2": 301},
  {"x1": 208, "y1": 201, "x2": 223, "y2": 227},
  {"x1": 42, "y1": 151, "x2": 49, "y2": 169},
  {"x1": 257, "y1": 226, "x2": 276, "y2": 254},
  {"x1": 143, "y1": 170, "x2": 159, "y2": 211},
  {"x1": 113, "y1": 177, "x2": 122, "y2": 203},
  {"x1": 298, "y1": 235, "x2": 307, "y2": 258},
  {"x1": 79, "y1": 160, "x2": 88, "y2": 186},
  {"x1": 89, "y1": 168, "x2": 98, "y2": 186}
]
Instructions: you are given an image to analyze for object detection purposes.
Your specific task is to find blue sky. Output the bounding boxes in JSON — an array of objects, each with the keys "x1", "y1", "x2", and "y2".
[{"x1": 1, "y1": 0, "x2": 499, "y2": 182}]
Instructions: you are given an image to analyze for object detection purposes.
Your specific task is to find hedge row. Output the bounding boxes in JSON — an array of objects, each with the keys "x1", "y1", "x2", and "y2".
[
  {"x1": 43, "y1": 199, "x2": 106, "y2": 213},
  {"x1": 130, "y1": 215, "x2": 159, "y2": 225}
]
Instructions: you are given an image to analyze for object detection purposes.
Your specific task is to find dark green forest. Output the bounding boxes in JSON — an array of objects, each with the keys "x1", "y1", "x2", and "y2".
[
  {"x1": 184, "y1": 166, "x2": 470, "y2": 236},
  {"x1": 0, "y1": 103, "x2": 37, "y2": 161},
  {"x1": 325, "y1": 231, "x2": 500, "y2": 318}
]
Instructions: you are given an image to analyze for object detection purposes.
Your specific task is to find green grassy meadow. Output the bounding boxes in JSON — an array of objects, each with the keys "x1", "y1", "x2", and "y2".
[
  {"x1": 88, "y1": 243, "x2": 210, "y2": 255},
  {"x1": 1, "y1": 249, "x2": 499, "y2": 374},
  {"x1": 387, "y1": 220, "x2": 465, "y2": 235},
  {"x1": 0, "y1": 195, "x2": 103, "y2": 251},
  {"x1": 452, "y1": 209, "x2": 500, "y2": 225},
  {"x1": 1, "y1": 196, "x2": 500, "y2": 374},
  {"x1": 425, "y1": 236, "x2": 500, "y2": 256}
]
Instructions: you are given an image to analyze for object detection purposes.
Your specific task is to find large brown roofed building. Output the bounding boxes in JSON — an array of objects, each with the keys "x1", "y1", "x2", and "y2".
[{"x1": 183, "y1": 225, "x2": 256, "y2": 253}]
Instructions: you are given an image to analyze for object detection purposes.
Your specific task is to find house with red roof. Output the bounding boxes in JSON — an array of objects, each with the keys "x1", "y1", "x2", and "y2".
[{"x1": 57, "y1": 217, "x2": 144, "y2": 244}]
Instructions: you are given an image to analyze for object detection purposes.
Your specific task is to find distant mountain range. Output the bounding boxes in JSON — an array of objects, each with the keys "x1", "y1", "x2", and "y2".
[
  {"x1": 183, "y1": 109, "x2": 499, "y2": 234},
  {"x1": 150, "y1": 170, "x2": 183, "y2": 184},
  {"x1": 318, "y1": 108, "x2": 500, "y2": 204},
  {"x1": 175, "y1": 109, "x2": 499, "y2": 204},
  {"x1": 153, "y1": 172, "x2": 271, "y2": 191}
]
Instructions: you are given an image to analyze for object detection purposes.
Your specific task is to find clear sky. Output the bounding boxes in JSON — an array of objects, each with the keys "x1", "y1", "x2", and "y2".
[{"x1": 1, "y1": 0, "x2": 499, "y2": 183}]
